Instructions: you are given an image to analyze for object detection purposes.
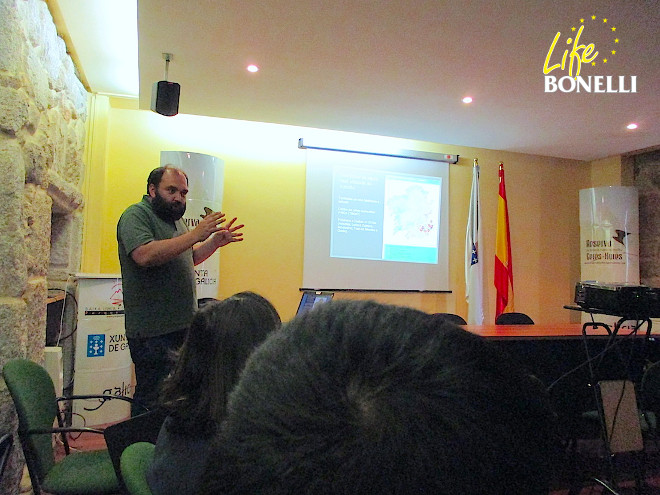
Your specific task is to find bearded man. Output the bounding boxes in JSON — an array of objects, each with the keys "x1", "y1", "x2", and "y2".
[{"x1": 117, "y1": 165, "x2": 244, "y2": 414}]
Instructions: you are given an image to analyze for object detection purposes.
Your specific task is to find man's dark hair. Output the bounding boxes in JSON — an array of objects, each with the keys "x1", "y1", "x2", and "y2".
[
  {"x1": 146, "y1": 165, "x2": 188, "y2": 194},
  {"x1": 201, "y1": 300, "x2": 553, "y2": 494}
]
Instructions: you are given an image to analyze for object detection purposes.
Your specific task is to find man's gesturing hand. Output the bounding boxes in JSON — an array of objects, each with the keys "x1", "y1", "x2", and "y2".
[
  {"x1": 212, "y1": 217, "x2": 245, "y2": 248},
  {"x1": 193, "y1": 210, "x2": 227, "y2": 242}
]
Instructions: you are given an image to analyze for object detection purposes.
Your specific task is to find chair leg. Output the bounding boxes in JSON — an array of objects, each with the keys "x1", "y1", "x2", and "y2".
[
  {"x1": 24, "y1": 465, "x2": 42, "y2": 495},
  {"x1": 19, "y1": 438, "x2": 43, "y2": 495}
]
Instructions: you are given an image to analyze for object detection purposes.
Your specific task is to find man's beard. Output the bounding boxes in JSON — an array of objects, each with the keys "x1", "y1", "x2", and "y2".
[{"x1": 151, "y1": 191, "x2": 186, "y2": 221}]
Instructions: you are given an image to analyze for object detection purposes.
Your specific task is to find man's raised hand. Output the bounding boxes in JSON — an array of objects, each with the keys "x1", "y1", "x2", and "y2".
[
  {"x1": 194, "y1": 210, "x2": 227, "y2": 242},
  {"x1": 213, "y1": 217, "x2": 245, "y2": 247}
]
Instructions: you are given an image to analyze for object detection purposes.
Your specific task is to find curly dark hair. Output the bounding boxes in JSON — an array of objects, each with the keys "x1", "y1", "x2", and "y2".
[{"x1": 202, "y1": 300, "x2": 554, "y2": 494}]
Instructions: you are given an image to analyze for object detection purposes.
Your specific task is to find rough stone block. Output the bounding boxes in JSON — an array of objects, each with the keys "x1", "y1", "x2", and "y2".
[
  {"x1": 24, "y1": 129, "x2": 53, "y2": 185},
  {"x1": 63, "y1": 68, "x2": 88, "y2": 120},
  {"x1": 635, "y1": 151, "x2": 660, "y2": 189},
  {"x1": 48, "y1": 267, "x2": 75, "y2": 284},
  {"x1": 0, "y1": 391, "x2": 17, "y2": 430},
  {"x1": 0, "y1": 86, "x2": 29, "y2": 135},
  {"x1": 24, "y1": 277, "x2": 46, "y2": 363},
  {"x1": 0, "y1": 388, "x2": 21, "y2": 495},
  {"x1": 0, "y1": 0, "x2": 25, "y2": 74},
  {"x1": 51, "y1": 37, "x2": 69, "y2": 92},
  {"x1": 25, "y1": 0, "x2": 63, "y2": 88},
  {"x1": 0, "y1": 141, "x2": 27, "y2": 297},
  {"x1": 23, "y1": 184, "x2": 51, "y2": 276},
  {"x1": 20, "y1": 0, "x2": 47, "y2": 48},
  {"x1": 0, "y1": 297, "x2": 28, "y2": 363},
  {"x1": 57, "y1": 121, "x2": 85, "y2": 187},
  {"x1": 26, "y1": 49, "x2": 51, "y2": 112},
  {"x1": 50, "y1": 210, "x2": 82, "y2": 275},
  {"x1": 67, "y1": 212, "x2": 83, "y2": 274},
  {"x1": 47, "y1": 169, "x2": 83, "y2": 215}
]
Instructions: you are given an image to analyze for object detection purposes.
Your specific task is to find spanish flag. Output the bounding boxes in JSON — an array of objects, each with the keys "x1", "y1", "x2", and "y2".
[{"x1": 494, "y1": 162, "x2": 514, "y2": 320}]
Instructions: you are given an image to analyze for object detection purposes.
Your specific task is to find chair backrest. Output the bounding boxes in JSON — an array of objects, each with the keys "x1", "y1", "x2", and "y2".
[
  {"x1": 3, "y1": 359, "x2": 59, "y2": 483},
  {"x1": 495, "y1": 312, "x2": 534, "y2": 325},
  {"x1": 429, "y1": 313, "x2": 468, "y2": 325},
  {"x1": 0, "y1": 433, "x2": 13, "y2": 481},
  {"x1": 120, "y1": 442, "x2": 155, "y2": 495},
  {"x1": 104, "y1": 409, "x2": 167, "y2": 488}
]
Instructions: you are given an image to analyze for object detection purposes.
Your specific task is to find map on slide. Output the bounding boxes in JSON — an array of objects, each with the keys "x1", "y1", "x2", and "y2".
[
  {"x1": 383, "y1": 176, "x2": 441, "y2": 263},
  {"x1": 384, "y1": 180, "x2": 439, "y2": 246}
]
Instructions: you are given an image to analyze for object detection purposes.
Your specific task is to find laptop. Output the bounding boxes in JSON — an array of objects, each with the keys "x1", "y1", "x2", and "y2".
[{"x1": 296, "y1": 291, "x2": 334, "y2": 316}]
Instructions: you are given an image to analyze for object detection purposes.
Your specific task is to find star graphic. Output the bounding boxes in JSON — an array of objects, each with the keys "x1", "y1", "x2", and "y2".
[
  {"x1": 603, "y1": 58, "x2": 608, "y2": 63},
  {"x1": 580, "y1": 18, "x2": 584, "y2": 23},
  {"x1": 591, "y1": 15, "x2": 596, "y2": 20},
  {"x1": 615, "y1": 38, "x2": 619, "y2": 43},
  {"x1": 571, "y1": 26, "x2": 576, "y2": 31},
  {"x1": 603, "y1": 18, "x2": 608, "y2": 23},
  {"x1": 611, "y1": 27, "x2": 616, "y2": 31},
  {"x1": 592, "y1": 61, "x2": 596, "y2": 66},
  {"x1": 611, "y1": 50, "x2": 616, "y2": 55}
]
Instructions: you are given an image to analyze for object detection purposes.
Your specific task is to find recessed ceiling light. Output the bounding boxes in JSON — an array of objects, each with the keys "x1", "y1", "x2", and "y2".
[
  {"x1": 247, "y1": 64, "x2": 259, "y2": 73},
  {"x1": 462, "y1": 96, "x2": 473, "y2": 104},
  {"x1": 626, "y1": 123, "x2": 638, "y2": 130}
]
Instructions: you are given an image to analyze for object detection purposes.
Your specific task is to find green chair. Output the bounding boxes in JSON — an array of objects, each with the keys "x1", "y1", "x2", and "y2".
[
  {"x1": 2, "y1": 358, "x2": 137, "y2": 495},
  {"x1": 120, "y1": 442, "x2": 155, "y2": 495},
  {"x1": 104, "y1": 409, "x2": 166, "y2": 491}
]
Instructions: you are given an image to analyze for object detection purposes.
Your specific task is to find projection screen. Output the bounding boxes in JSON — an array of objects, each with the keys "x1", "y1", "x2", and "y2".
[{"x1": 302, "y1": 149, "x2": 450, "y2": 291}]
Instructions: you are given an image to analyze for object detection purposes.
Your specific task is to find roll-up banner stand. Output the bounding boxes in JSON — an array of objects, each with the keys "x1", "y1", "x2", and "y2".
[
  {"x1": 161, "y1": 151, "x2": 225, "y2": 299},
  {"x1": 72, "y1": 274, "x2": 131, "y2": 427},
  {"x1": 579, "y1": 186, "x2": 640, "y2": 328}
]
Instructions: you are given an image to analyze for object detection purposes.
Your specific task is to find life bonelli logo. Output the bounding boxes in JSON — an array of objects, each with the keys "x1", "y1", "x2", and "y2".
[{"x1": 543, "y1": 15, "x2": 636, "y2": 93}]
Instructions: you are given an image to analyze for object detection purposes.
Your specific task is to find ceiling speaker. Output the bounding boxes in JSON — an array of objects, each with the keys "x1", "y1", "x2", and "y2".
[{"x1": 151, "y1": 80, "x2": 180, "y2": 116}]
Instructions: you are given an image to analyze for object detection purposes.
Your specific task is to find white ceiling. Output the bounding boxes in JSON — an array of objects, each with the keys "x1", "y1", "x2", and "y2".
[{"x1": 53, "y1": 0, "x2": 659, "y2": 162}]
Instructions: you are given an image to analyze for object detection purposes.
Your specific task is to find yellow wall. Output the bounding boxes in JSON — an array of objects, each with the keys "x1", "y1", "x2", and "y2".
[
  {"x1": 84, "y1": 95, "x2": 592, "y2": 323},
  {"x1": 81, "y1": 94, "x2": 111, "y2": 272},
  {"x1": 590, "y1": 155, "x2": 623, "y2": 187}
]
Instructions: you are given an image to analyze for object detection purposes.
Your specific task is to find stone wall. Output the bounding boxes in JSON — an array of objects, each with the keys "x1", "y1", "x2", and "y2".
[
  {"x1": 0, "y1": 0, "x2": 87, "y2": 492},
  {"x1": 635, "y1": 149, "x2": 660, "y2": 288}
]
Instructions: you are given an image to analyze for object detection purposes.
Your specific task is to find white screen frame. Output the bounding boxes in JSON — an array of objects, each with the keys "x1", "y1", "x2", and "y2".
[{"x1": 302, "y1": 149, "x2": 450, "y2": 291}]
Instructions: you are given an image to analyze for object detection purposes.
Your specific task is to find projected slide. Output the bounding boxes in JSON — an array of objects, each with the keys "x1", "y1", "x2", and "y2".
[{"x1": 331, "y1": 167, "x2": 441, "y2": 264}]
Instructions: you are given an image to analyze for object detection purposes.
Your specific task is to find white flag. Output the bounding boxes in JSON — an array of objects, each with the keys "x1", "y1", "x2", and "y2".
[{"x1": 465, "y1": 160, "x2": 485, "y2": 324}]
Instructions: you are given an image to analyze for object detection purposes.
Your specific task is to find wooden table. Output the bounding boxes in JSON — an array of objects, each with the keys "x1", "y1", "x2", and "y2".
[
  {"x1": 462, "y1": 323, "x2": 657, "y2": 340},
  {"x1": 457, "y1": 322, "x2": 659, "y2": 404},
  {"x1": 462, "y1": 323, "x2": 594, "y2": 340}
]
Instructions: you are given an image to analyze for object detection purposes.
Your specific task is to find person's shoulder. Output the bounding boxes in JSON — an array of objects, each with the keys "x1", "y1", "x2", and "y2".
[{"x1": 119, "y1": 197, "x2": 154, "y2": 221}]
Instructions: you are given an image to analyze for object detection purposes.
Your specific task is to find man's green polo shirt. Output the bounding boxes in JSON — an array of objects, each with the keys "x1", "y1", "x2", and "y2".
[{"x1": 117, "y1": 196, "x2": 196, "y2": 339}]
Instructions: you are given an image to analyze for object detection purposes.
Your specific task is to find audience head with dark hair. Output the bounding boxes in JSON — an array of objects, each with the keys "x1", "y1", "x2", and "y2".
[
  {"x1": 201, "y1": 299, "x2": 552, "y2": 495},
  {"x1": 158, "y1": 291, "x2": 281, "y2": 435}
]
